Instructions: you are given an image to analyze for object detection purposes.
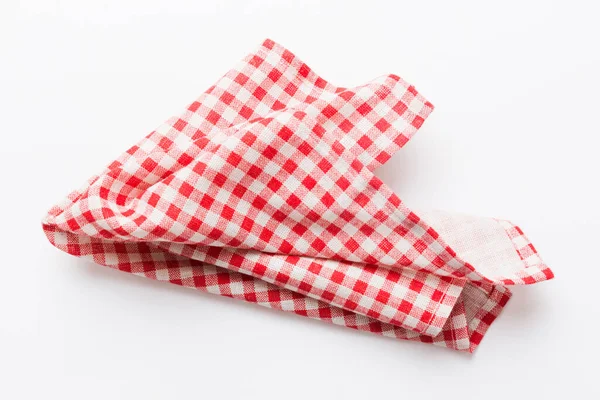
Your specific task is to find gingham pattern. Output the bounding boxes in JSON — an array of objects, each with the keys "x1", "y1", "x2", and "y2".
[{"x1": 42, "y1": 39, "x2": 553, "y2": 351}]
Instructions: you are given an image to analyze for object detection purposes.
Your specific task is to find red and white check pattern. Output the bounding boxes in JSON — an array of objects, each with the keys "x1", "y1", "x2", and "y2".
[{"x1": 42, "y1": 39, "x2": 553, "y2": 352}]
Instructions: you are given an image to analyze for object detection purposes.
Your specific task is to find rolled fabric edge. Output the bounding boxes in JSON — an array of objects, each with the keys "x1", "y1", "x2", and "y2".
[{"x1": 42, "y1": 221, "x2": 511, "y2": 352}]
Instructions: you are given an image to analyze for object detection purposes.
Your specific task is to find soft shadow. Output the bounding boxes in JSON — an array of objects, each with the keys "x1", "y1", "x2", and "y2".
[{"x1": 61, "y1": 255, "x2": 472, "y2": 358}]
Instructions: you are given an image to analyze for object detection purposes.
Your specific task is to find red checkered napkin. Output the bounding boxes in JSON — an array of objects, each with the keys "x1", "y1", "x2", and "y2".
[{"x1": 42, "y1": 39, "x2": 553, "y2": 352}]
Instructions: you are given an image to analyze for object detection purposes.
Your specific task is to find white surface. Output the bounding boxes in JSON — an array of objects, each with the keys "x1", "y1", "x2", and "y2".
[{"x1": 1, "y1": 1, "x2": 599, "y2": 398}]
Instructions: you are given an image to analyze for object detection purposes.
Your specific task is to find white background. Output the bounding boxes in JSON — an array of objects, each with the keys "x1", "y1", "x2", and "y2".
[{"x1": 1, "y1": 1, "x2": 599, "y2": 398}]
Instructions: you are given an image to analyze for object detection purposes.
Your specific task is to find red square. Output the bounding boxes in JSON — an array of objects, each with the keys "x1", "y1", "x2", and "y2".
[
  {"x1": 411, "y1": 115, "x2": 425, "y2": 128},
  {"x1": 220, "y1": 91, "x2": 235, "y2": 105},
  {"x1": 221, "y1": 205, "x2": 235, "y2": 220},
  {"x1": 282, "y1": 50, "x2": 295, "y2": 63},
  {"x1": 414, "y1": 240, "x2": 427, "y2": 253},
  {"x1": 302, "y1": 176, "x2": 317, "y2": 190},
  {"x1": 252, "y1": 196, "x2": 267, "y2": 210},
  {"x1": 272, "y1": 100, "x2": 285, "y2": 111},
  {"x1": 357, "y1": 135, "x2": 373, "y2": 149},
  {"x1": 234, "y1": 73, "x2": 249, "y2": 85},
  {"x1": 241, "y1": 217, "x2": 254, "y2": 232},
  {"x1": 399, "y1": 300, "x2": 413, "y2": 314},
  {"x1": 267, "y1": 177, "x2": 282, "y2": 192},
  {"x1": 317, "y1": 159, "x2": 332, "y2": 173},
  {"x1": 278, "y1": 126, "x2": 294, "y2": 140},
  {"x1": 199, "y1": 194, "x2": 215, "y2": 209},
  {"x1": 311, "y1": 238, "x2": 326, "y2": 252},
  {"x1": 355, "y1": 193, "x2": 369, "y2": 207},
  {"x1": 275, "y1": 272, "x2": 290, "y2": 284},
  {"x1": 282, "y1": 159, "x2": 298, "y2": 174},
  {"x1": 353, "y1": 280, "x2": 368, "y2": 294},
  {"x1": 178, "y1": 152, "x2": 194, "y2": 166},
  {"x1": 318, "y1": 308, "x2": 332, "y2": 319},
  {"x1": 239, "y1": 105, "x2": 253, "y2": 120},
  {"x1": 357, "y1": 102, "x2": 372, "y2": 116},
  {"x1": 217, "y1": 272, "x2": 231, "y2": 285},
  {"x1": 375, "y1": 289, "x2": 391, "y2": 304},
  {"x1": 392, "y1": 101, "x2": 407, "y2": 115},
  {"x1": 308, "y1": 262, "x2": 322, "y2": 275},
  {"x1": 249, "y1": 55, "x2": 264, "y2": 67},
  {"x1": 253, "y1": 86, "x2": 267, "y2": 100},
  {"x1": 263, "y1": 145, "x2": 278, "y2": 160},
  {"x1": 420, "y1": 311, "x2": 432, "y2": 323},
  {"x1": 259, "y1": 228, "x2": 274, "y2": 242},
  {"x1": 173, "y1": 118, "x2": 188, "y2": 131},
  {"x1": 286, "y1": 194, "x2": 301, "y2": 208},
  {"x1": 409, "y1": 279, "x2": 424, "y2": 293},
  {"x1": 158, "y1": 137, "x2": 174, "y2": 151},
  {"x1": 253, "y1": 263, "x2": 267, "y2": 275},
  {"x1": 141, "y1": 158, "x2": 158, "y2": 172},
  {"x1": 179, "y1": 182, "x2": 194, "y2": 197},
  {"x1": 188, "y1": 101, "x2": 201, "y2": 112},
  {"x1": 193, "y1": 275, "x2": 207, "y2": 288},
  {"x1": 339, "y1": 119, "x2": 353, "y2": 133},
  {"x1": 320, "y1": 192, "x2": 335, "y2": 208},
  {"x1": 268, "y1": 69, "x2": 282, "y2": 82},
  {"x1": 322, "y1": 105, "x2": 338, "y2": 118},
  {"x1": 267, "y1": 290, "x2": 281, "y2": 303},
  {"x1": 330, "y1": 270, "x2": 345, "y2": 284},
  {"x1": 206, "y1": 110, "x2": 221, "y2": 125},
  {"x1": 345, "y1": 238, "x2": 359, "y2": 252},
  {"x1": 292, "y1": 223, "x2": 308, "y2": 236},
  {"x1": 284, "y1": 82, "x2": 298, "y2": 96},
  {"x1": 375, "y1": 118, "x2": 391, "y2": 132},
  {"x1": 298, "y1": 281, "x2": 313, "y2": 293},
  {"x1": 325, "y1": 223, "x2": 341, "y2": 236}
]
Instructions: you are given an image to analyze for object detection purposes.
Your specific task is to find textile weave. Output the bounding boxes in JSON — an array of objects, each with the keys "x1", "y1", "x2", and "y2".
[{"x1": 43, "y1": 39, "x2": 553, "y2": 352}]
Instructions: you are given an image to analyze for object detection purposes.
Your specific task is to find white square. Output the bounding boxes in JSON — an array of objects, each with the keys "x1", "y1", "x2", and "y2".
[
  {"x1": 254, "y1": 211, "x2": 270, "y2": 227},
  {"x1": 167, "y1": 216, "x2": 187, "y2": 234},
  {"x1": 158, "y1": 154, "x2": 177, "y2": 170},
  {"x1": 247, "y1": 179, "x2": 265, "y2": 196},
  {"x1": 274, "y1": 223, "x2": 291, "y2": 239},
  {"x1": 203, "y1": 210, "x2": 221, "y2": 228},
  {"x1": 368, "y1": 274, "x2": 385, "y2": 290},
  {"x1": 215, "y1": 188, "x2": 231, "y2": 204},
  {"x1": 310, "y1": 274, "x2": 329, "y2": 291},
  {"x1": 360, "y1": 237, "x2": 377, "y2": 253},
  {"x1": 335, "y1": 285, "x2": 352, "y2": 300},
  {"x1": 223, "y1": 221, "x2": 241, "y2": 237},
  {"x1": 235, "y1": 199, "x2": 251, "y2": 215},
  {"x1": 327, "y1": 237, "x2": 343, "y2": 252},
  {"x1": 221, "y1": 107, "x2": 238, "y2": 125},
  {"x1": 294, "y1": 237, "x2": 310, "y2": 253},
  {"x1": 298, "y1": 157, "x2": 316, "y2": 174},
  {"x1": 302, "y1": 193, "x2": 318, "y2": 208},
  {"x1": 409, "y1": 98, "x2": 424, "y2": 115},
  {"x1": 242, "y1": 146, "x2": 262, "y2": 164},
  {"x1": 155, "y1": 268, "x2": 170, "y2": 281},
  {"x1": 380, "y1": 305, "x2": 398, "y2": 320},
  {"x1": 317, "y1": 174, "x2": 335, "y2": 191},
  {"x1": 283, "y1": 176, "x2": 301, "y2": 192},
  {"x1": 234, "y1": 87, "x2": 252, "y2": 103},
  {"x1": 403, "y1": 315, "x2": 419, "y2": 329},
  {"x1": 216, "y1": 76, "x2": 233, "y2": 90},
  {"x1": 413, "y1": 293, "x2": 431, "y2": 310},
  {"x1": 358, "y1": 295, "x2": 375, "y2": 310},
  {"x1": 187, "y1": 112, "x2": 207, "y2": 129},
  {"x1": 221, "y1": 135, "x2": 240, "y2": 151},
  {"x1": 341, "y1": 223, "x2": 358, "y2": 237}
]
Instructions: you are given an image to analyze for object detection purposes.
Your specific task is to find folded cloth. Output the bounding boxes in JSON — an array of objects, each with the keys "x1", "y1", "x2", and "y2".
[{"x1": 42, "y1": 39, "x2": 553, "y2": 352}]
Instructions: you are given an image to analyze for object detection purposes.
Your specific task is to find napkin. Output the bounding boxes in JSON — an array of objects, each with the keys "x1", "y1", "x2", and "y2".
[{"x1": 42, "y1": 39, "x2": 553, "y2": 352}]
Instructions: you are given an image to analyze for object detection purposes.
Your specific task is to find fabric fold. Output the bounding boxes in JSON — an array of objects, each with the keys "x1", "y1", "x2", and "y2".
[{"x1": 42, "y1": 39, "x2": 553, "y2": 351}]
